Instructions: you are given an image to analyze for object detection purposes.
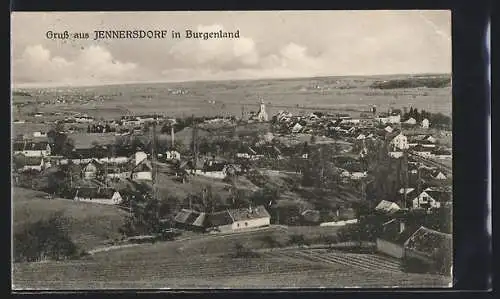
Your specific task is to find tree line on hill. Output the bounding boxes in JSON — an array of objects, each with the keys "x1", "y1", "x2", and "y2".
[
  {"x1": 370, "y1": 76, "x2": 451, "y2": 89},
  {"x1": 402, "y1": 107, "x2": 452, "y2": 129}
]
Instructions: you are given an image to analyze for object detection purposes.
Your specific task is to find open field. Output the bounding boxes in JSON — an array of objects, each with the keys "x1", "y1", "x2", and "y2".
[
  {"x1": 13, "y1": 228, "x2": 451, "y2": 289},
  {"x1": 13, "y1": 188, "x2": 128, "y2": 251},
  {"x1": 12, "y1": 74, "x2": 452, "y2": 123}
]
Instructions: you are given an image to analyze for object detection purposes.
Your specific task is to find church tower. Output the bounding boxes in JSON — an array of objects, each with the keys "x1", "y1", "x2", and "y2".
[{"x1": 257, "y1": 98, "x2": 268, "y2": 122}]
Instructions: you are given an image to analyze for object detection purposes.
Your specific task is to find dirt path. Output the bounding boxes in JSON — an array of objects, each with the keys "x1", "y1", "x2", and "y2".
[{"x1": 88, "y1": 225, "x2": 289, "y2": 255}]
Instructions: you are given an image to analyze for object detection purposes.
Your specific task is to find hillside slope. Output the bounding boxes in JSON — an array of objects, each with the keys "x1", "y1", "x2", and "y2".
[{"x1": 13, "y1": 188, "x2": 128, "y2": 251}]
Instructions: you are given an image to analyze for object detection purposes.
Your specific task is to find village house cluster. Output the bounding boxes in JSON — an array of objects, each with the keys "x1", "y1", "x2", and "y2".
[{"x1": 12, "y1": 97, "x2": 452, "y2": 273}]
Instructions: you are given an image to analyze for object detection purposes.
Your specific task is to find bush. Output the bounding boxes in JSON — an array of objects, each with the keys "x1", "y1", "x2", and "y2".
[
  {"x1": 288, "y1": 234, "x2": 310, "y2": 247},
  {"x1": 13, "y1": 212, "x2": 83, "y2": 262}
]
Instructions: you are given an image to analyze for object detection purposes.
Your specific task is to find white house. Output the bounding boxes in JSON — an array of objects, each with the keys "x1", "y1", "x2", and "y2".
[
  {"x1": 165, "y1": 150, "x2": 181, "y2": 161},
  {"x1": 73, "y1": 187, "x2": 123, "y2": 205},
  {"x1": 376, "y1": 219, "x2": 410, "y2": 259},
  {"x1": 134, "y1": 151, "x2": 148, "y2": 165},
  {"x1": 412, "y1": 190, "x2": 451, "y2": 209},
  {"x1": 131, "y1": 158, "x2": 153, "y2": 181},
  {"x1": 388, "y1": 114, "x2": 401, "y2": 124},
  {"x1": 291, "y1": 123, "x2": 303, "y2": 134},
  {"x1": 350, "y1": 171, "x2": 368, "y2": 180},
  {"x1": 390, "y1": 133, "x2": 409, "y2": 151},
  {"x1": 206, "y1": 205, "x2": 271, "y2": 233},
  {"x1": 98, "y1": 156, "x2": 130, "y2": 164},
  {"x1": 421, "y1": 118, "x2": 430, "y2": 129},
  {"x1": 384, "y1": 126, "x2": 393, "y2": 133},
  {"x1": 356, "y1": 133, "x2": 366, "y2": 140},
  {"x1": 13, "y1": 141, "x2": 51, "y2": 157},
  {"x1": 404, "y1": 117, "x2": 417, "y2": 125},
  {"x1": 341, "y1": 118, "x2": 360, "y2": 125},
  {"x1": 19, "y1": 156, "x2": 46, "y2": 172},
  {"x1": 33, "y1": 131, "x2": 47, "y2": 138},
  {"x1": 433, "y1": 171, "x2": 447, "y2": 180},
  {"x1": 389, "y1": 151, "x2": 404, "y2": 158}
]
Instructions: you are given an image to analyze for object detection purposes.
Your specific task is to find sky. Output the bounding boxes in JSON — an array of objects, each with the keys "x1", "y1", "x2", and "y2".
[{"x1": 11, "y1": 11, "x2": 451, "y2": 87}]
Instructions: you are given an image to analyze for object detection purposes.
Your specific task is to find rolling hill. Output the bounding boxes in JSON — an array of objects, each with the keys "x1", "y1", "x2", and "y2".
[{"x1": 13, "y1": 187, "x2": 128, "y2": 251}]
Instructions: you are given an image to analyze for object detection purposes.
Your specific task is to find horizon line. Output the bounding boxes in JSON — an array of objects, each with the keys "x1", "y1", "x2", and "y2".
[{"x1": 12, "y1": 72, "x2": 452, "y2": 90}]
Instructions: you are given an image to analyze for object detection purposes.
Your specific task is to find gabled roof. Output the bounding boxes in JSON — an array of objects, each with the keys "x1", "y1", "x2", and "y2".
[
  {"x1": 404, "y1": 226, "x2": 452, "y2": 257},
  {"x1": 132, "y1": 158, "x2": 152, "y2": 172},
  {"x1": 174, "y1": 209, "x2": 206, "y2": 227},
  {"x1": 375, "y1": 200, "x2": 401, "y2": 214},
  {"x1": 423, "y1": 190, "x2": 452, "y2": 202},
  {"x1": 229, "y1": 205, "x2": 271, "y2": 221},
  {"x1": 206, "y1": 210, "x2": 234, "y2": 227},
  {"x1": 83, "y1": 159, "x2": 104, "y2": 169},
  {"x1": 378, "y1": 221, "x2": 418, "y2": 245}
]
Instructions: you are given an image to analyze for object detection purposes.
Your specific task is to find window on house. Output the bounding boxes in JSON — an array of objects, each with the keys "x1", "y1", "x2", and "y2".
[
  {"x1": 237, "y1": 223, "x2": 240, "y2": 227},
  {"x1": 245, "y1": 222, "x2": 248, "y2": 226}
]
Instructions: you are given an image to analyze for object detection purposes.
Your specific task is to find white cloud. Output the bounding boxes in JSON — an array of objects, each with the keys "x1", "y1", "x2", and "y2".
[
  {"x1": 11, "y1": 12, "x2": 451, "y2": 86},
  {"x1": 13, "y1": 44, "x2": 138, "y2": 85},
  {"x1": 165, "y1": 24, "x2": 323, "y2": 81}
]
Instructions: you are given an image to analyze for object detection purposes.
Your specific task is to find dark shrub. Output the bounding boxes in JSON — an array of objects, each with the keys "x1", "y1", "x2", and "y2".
[{"x1": 13, "y1": 212, "x2": 82, "y2": 262}]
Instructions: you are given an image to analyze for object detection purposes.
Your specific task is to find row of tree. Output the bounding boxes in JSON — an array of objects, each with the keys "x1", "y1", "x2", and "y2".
[{"x1": 403, "y1": 108, "x2": 452, "y2": 129}]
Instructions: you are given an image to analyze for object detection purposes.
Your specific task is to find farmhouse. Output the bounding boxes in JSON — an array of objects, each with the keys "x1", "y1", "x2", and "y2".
[
  {"x1": 403, "y1": 226, "x2": 452, "y2": 274},
  {"x1": 81, "y1": 159, "x2": 104, "y2": 179},
  {"x1": 376, "y1": 219, "x2": 415, "y2": 259},
  {"x1": 13, "y1": 141, "x2": 51, "y2": 157},
  {"x1": 19, "y1": 156, "x2": 46, "y2": 172},
  {"x1": 412, "y1": 190, "x2": 452, "y2": 209},
  {"x1": 174, "y1": 209, "x2": 207, "y2": 232},
  {"x1": 73, "y1": 187, "x2": 123, "y2": 205},
  {"x1": 433, "y1": 171, "x2": 447, "y2": 180},
  {"x1": 131, "y1": 158, "x2": 153, "y2": 181},
  {"x1": 206, "y1": 205, "x2": 271, "y2": 233}
]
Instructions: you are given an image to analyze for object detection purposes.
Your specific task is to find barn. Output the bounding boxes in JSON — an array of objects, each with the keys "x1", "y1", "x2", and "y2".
[
  {"x1": 403, "y1": 226, "x2": 452, "y2": 275},
  {"x1": 174, "y1": 209, "x2": 207, "y2": 232}
]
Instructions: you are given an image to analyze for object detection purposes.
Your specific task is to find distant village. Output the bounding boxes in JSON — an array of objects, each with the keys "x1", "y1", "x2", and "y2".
[{"x1": 12, "y1": 96, "x2": 452, "y2": 275}]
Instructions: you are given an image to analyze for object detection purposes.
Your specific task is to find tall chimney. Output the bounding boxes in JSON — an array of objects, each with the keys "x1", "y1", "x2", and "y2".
[
  {"x1": 399, "y1": 220, "x2": 406, "y2": 233},
  {"x1": 171, "y1": 126, "x2": 175, "y2": 148}
]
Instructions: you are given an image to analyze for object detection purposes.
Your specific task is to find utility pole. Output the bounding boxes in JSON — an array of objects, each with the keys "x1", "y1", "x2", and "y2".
[
  {"x1": 402, "y1": 150, "x2": 408, "y2": 210},
  {"x1": 151, "y1": 122, "x2": 158, "y2": 201}
]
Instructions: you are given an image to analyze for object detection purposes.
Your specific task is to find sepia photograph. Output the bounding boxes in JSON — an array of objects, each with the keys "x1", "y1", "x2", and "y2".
[{"x1": 11, "y1": 10, "x2": 452, "y2": 289}]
